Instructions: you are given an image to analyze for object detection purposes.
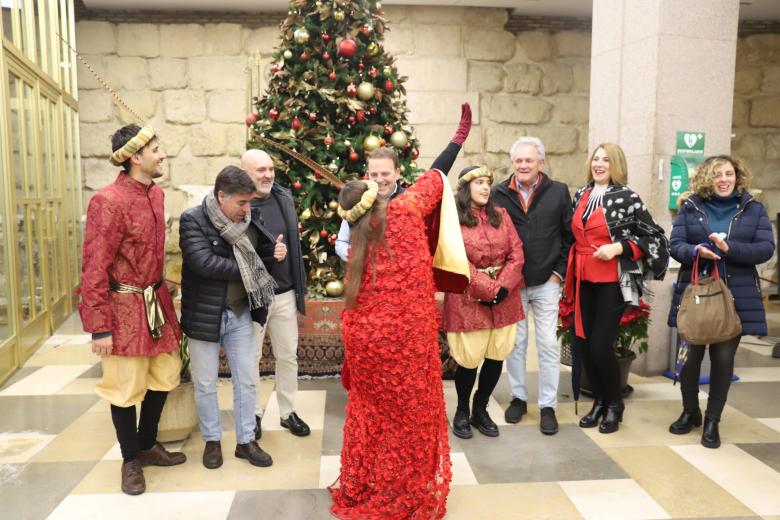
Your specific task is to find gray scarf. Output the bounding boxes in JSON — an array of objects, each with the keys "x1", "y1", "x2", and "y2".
[{"x1": 205, "y1": 191, "x2": 275, "y2": 310}]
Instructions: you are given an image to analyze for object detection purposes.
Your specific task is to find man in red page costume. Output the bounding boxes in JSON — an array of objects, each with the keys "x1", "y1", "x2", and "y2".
[{"x1": 80, "y1": 124, "x2": 185, "y2": 496}]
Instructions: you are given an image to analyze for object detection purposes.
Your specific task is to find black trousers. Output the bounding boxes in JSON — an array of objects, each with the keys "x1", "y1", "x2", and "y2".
[
  {"x1": 679, "y1": 335, "x2": 740, "y2": 420},
  {"x1": 572, "y1": 281, "x2": 626, "y2": 403},
  {"x1": 455, "y1": 358, "x2": 503, "y2": 411},
  {"x1": 110, "y1": 389, "x2": 168, "y2": 462}
]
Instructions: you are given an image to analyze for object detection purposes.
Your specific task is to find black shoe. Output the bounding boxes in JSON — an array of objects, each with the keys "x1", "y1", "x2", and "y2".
[
  {"x1": 669, "y1": 408, "x2": 702, "y2": 435},
  {"x1": 599, "y1": 401, "x2": 624, "y2": 434},
  {"x1": 470, "y1": 402, "x2": 499, "y2": 437},
  {"x1": 504, "y1": 398, "x2": 527, "y2": 424},
  {"x1": 579, "y1": 399, "x2": 606, "y2": 428},
  {"x1": 540, "y1": 407, "x2": 559, "y2": 435},
  {"x1": 254, "y1": 415, "x2": 262, "y2": 440},
  {"x1": 280, "y1": 412, "x2": 311, "y2": 437},
  {"x1": 701, "y1": 416, "x2": 721, "y2": 449},
  {"x1": 452, "y1": 408, "x2": 473, "y2": 439},
  {"x1": 235, "y1": 441, "x2": 273, "y2": 467},
  {"x1": 202, "y1": 440, "x2": 223, "y2": 469}
]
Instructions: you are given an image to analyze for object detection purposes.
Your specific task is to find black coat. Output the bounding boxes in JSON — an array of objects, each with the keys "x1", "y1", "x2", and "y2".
[
  {"x1": 492, "y1": 173, "x2": 574, "y2": 286},
  {"x1": 667, "y1": 192, "x2": 775, "y2": 337},
  {"x1": 179, "y1": 199, "x2": 276, "y2": 342},
  {"x1": 251, "y1": 183, "x2": 307, "y2": 315}
]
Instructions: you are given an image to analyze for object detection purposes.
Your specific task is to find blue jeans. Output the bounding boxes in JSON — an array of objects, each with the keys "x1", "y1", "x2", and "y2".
[
  {"x1": 189, "y1": 309, "x2": 257, "y2": 444},
  {"x1": 506, "y1": 280, "x2": 562, "y2": 409}
]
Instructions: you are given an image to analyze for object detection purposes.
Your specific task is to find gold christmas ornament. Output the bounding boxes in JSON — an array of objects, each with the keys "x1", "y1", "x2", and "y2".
[
  {"x1": 362, "y1": 134, "x2": 381, "y2": 152},
  {"x1": 283, "y1": 49, "x2": 293, "y2": 59},
  {"x1": 357, "y1": 81, "x2": 375, "y2": 101},
  {"x1": 293, "y1": 27, "x2": 310, "y2": 44},
  {"x1": 390, "y1": 130, "x2": 408, "y2": 148},
  {"x1": 383, "y1": 66, "x2": 392, "y2": 76},
  {"x1": 334, "y1": 9, "x2": 345, "y2": 21},
  {"x1": 325, "y1": 279, "x2": 345, "y2": 297},
  {"x1": 328, "y1": 200, "x2": 339, "y2": 210},
  {"x1": 367, "y1": 42, "x2": 380, "y2": 56},
  {"x1": 300, "y1": 208, "x2": 312, "y2": 220},
  {"x1": 328, "y1": 161, "x2": 339, "y2": 172}
]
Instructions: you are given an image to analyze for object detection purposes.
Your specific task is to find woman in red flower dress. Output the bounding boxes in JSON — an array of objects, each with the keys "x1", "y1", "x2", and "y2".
[{"x1": 330, "y1": 166, "x2": 453, "y2": 519}]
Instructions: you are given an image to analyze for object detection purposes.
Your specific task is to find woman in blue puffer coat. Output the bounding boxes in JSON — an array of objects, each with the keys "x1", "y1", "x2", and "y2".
[{"x1": 667, "y1": 155, "x2": 775, "y2": 449}]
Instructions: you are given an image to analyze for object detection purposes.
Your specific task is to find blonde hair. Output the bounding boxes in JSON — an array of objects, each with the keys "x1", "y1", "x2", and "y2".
[
  {"x1": 586, "y1": 143, "x2": 628, "y2": 186},
  {"x1": 690, "y1": 155, "x2": 751, "y2": 199}
]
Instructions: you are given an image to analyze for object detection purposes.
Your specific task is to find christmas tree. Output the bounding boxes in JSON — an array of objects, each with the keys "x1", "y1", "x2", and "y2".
[{"x1": 246, "y1": 0, "x2": 421, "y2": 297}]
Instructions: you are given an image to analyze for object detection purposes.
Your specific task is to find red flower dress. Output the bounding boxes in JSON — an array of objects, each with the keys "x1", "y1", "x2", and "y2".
[{"x1": 330, "y1": 169, "x2": 452, "y2": 520}]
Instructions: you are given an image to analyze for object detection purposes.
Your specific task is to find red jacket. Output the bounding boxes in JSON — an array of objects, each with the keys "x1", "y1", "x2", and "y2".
[
  {"x1": 443, "y1": 206, "x2": 525, "y2": 332},
  {"x1": 79, "y1": 173, "x2": 181, "y2": 356}
]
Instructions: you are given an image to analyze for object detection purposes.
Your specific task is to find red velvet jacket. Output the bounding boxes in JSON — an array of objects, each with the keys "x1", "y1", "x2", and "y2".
[
  {"x1": 443, "y1": 206, "x2": 525, "y2": 332},
  {"x1": 79, "y1": 173, "x2": 181, "y2": 356}
]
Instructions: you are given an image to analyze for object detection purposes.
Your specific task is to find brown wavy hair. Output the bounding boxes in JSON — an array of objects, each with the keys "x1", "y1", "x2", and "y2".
[
  {"x1": 339, "y1": 181, "x2": 389, "y2": 308},
  {"x1": 690, "y1": 155, "x2": 751, "y2": 199},
  {"x1": 455, "y1": 166, "x2": 501, "y2": 228},
  {"x1": 585, "y1": 143, "x2": 628, "y2": 186}
]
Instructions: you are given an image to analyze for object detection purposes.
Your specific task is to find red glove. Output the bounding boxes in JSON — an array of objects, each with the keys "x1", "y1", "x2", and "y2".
[{"x1": 452, "y1": 102, "x2": 472, "y2": 145}]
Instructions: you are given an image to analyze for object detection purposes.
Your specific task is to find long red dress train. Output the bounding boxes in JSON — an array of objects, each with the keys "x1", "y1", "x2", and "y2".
[{"x1": 330, "y1": 169, "x2": 452, "y2": 519}]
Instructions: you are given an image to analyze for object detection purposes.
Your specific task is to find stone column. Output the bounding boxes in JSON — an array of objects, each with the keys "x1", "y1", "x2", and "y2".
[{"x1": 588, "y1": 0, "x2": 740, "y2": 374}]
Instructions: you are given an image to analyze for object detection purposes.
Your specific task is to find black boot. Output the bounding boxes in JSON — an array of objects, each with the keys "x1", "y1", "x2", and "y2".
[
  {"x1": 452, "y1": 408, "x2": 472, "y2": 439},
  {"x1": 579, "y1": 398, "x2": 606, "y2": 428},
  {"x1": 701, "y1": 416, "x2": 721, "y2": 449},
  {"x1": 669, "y1": 408, "x2": 702, "y2": 435},
  {"x1": 470, "y1": 399, "x2": 499, "y2": 437},
  {"x1": 598, "y1": 400, "x2": 624, "y2": 434}
]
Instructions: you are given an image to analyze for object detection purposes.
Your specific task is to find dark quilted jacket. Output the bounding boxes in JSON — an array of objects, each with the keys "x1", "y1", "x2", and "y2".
[
  {"x1": 667, "y1": 192, "x2": 775, "y2": 337},
  {"x1": 179, "y1": 199, "x2": 276, "y2": 342}
]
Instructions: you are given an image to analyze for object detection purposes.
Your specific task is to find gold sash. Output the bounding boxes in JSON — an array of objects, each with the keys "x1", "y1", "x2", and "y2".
[
  {"x1": 477, "y1": 264, "x2": 505, "y2": 280},
  {"x1": 109, "y1": 280, "x2": 166, "y2": 339}
]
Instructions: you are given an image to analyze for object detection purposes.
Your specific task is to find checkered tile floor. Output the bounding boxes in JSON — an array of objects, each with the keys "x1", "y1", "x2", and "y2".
[{"x1": 2, "y1": 309, "x2": 780, "y2": 519}]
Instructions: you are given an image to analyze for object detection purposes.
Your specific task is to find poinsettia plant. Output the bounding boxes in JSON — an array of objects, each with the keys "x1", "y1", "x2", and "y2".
[{"x1": 557, "y1": 298, "x2": 651, "y2": 358}]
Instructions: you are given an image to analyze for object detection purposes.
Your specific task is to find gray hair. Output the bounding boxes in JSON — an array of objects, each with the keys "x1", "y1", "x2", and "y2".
[{"x1": 509, "y1": 136, "x2": 545, "y2": 161}]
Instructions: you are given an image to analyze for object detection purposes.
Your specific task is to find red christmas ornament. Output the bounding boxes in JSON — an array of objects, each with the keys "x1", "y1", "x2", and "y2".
[
  {"x1": 369, "y1": 106, "x2": 377, "y2": 115},
  {"x1": 308, "y1": 112, "x2": 317, "y2": 121},
  {"x1": 293, "y1": 181, "x2": 302, "y2": 190},
  {"x1": 384, "y1": 124, "x2": 393, "y2": 135},
  {"x1": 347, "y1": 115, "x2": 356, "y2": 124},
  {"x1": 384, "y1": 80, "x2": 394, "y2": 92},
  {"x1": 328, "y1": 237, "x2": 336, "y2": 245},
  {"x1": 300, "y1": 51, "x2": 310, "y2": 61},
  {"x1": 368, "y1": 66, "x2": 378, "y2": 78},
  {"x1": 358, "y1": 61, "x2": 365, "y2": 71},
  {"x1": 314, "y1": 171, "x2": 322, "y2": 178},
  {"x1": 322, "y1": 51, "x2": 331, "y2": 61},
  {"x1": 268, "y1": 108, "x2": 280, "y2": 120},
  {"x1": 298, "y1": 224, "x2": 305, "y2": 232},
  {"x1": 328, "y1": 70, "x2": 337, "y2": 80},
  {"x1": 346, "y1": 83, "x2": 357, "y2": 97},
  {"x1": 245, "y1": 113, "x2": 258, "y2": 126},
  {"x1": 291, "y1": 117, "x2": 302, "y2": 130},
  {"x1": 272, "y1": 63, "x2": 281, "y2": 73},
  {"x1": 324, "y1": 136, "x2": 334, "y2": 146},
  {"x1": 379, "y1": 138, "x2": 386, "y2": 146},
  {"x1": 338, "y1": 38, "x2": 358, "y2": 58},
  {"x1": 322, "y1": 33, "x2": 331, "y2": 42},
  {"x1": 349, "y1": 150, "x2": 359, "y2": 162},
  {"x1": 320, "y1": 229, "x2": 329, "y2": 238},
  {"x1": 356, "y1": 110, "x2": 365, "y2": 122},
  {"x1": 412, "y1": 148, "x2": 420, "y2": 159}
]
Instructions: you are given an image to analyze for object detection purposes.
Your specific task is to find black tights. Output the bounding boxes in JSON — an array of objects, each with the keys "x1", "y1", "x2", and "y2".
[
  {"x1": 110, "y1": 389, "x2": 168, "y2": 462},
  {"x1": 455, "y1": 358, "x2": 503, "y2": 411},
  {"x1": 572, "y1": 281, "x2": 626, "y2": 404},
  {"x1": 679, "y1": 336, "x2": 740, "y2": 420}
]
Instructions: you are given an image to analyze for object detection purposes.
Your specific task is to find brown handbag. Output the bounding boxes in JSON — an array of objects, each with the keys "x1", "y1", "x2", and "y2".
[{"x1": 677, "y1": 255, "x2": 742, "y2": 345}]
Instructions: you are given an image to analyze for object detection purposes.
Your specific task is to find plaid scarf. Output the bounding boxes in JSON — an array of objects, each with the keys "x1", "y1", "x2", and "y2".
[{"x1": 205, "y1": 191, "x2": 275, "y2": 310}]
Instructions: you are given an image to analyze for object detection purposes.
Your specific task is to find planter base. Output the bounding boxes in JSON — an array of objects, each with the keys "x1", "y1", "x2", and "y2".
[{"x1": 157, "y1": 381, "x2": 198, "y2": 443}]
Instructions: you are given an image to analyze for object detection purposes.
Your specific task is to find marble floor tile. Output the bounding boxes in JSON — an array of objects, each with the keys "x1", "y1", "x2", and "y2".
[
  {"x1": 102, "y1": 440, "x2": 186, "y2": 461},
  {"x1": 606, "y1": 445, "x2": 754, "y2": 518},
  {"x1": 628, "y1": 382, "x2": 707, "y2": 401},
  {"x1": 26, "y1": 343, "x2": 96, "y2": 367},
  {"x1": 77, "y1": 364, "x2": 103, "y2": 379},
  {"x1": 672, "y1": 443, "x2": 780, "y2": 516},
  {"x1": 737, "y1": 443, "x2": 780, "y2": 474},
  {"x1": 32, "y1": 410, "x2": 116, "y2": 462},
  {"x1": 446, "y1": 482, "x2": 584, "y2": 519},
  {"x1": 258, "y1": 390, "x2": 326, "y2": 431},
  {"x1": 0, "y1": 432, "x2": 57, "y2": 463},
  {"x1": 726, "y1": 382, "x2": 780, "y2": 417},
  {"x1": 732, "y1": 367, "x2": 780, "y2": 382},
  {"x1": 450, "y1": 451, "x2": 478, "y2": 485},
  {"x1": 56, "y1": 378, "x2": 101, "y2": 395},
  {"x1": 49, "y1": 491, "x2": 235, "y2": 520},
  {"x1": 757, "y1": 418, "x2": 780, "y2": 433},
  {"x1": 0, "y1": 365, "x2": 94, "y2": 396},
  {"x1": 318, "y1": 454, "x2": 340, "y2": 489},
  {"x1": 455, "y1": 423, "x2": 626, "y2": 484},
  {"x1": 229, "y1": 489, "x2": 332, "y2": 520},
  {"x1": 0, "y1": 366, "x2": 40, "y2": 390},
  {"x1": 0, "y1": 461, "x2": 96, "y2": 520},
  {"x1": 0, "y1": 394, "x2": 100, "y2": 434},
  {"x1": 559, "y1": 478, "x2": 670, "y2": 520},
  {"x1": 581, "y1": 400, "x2": 780, "y2": 449},
  {"x1": 320, "y1": 385, "x2": 347, "y2": 456}
]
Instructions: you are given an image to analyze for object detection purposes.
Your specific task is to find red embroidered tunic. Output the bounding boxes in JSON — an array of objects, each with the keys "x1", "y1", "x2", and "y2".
[
  {"x1": 79, "y1": 172, "x2": 180, "y2": 357},
  {"x1": 443, "y1": 206, "x2": 525, "y2": 332},
  {"x1": 564, "y1": 189, "x2": 642, "y2": 338},
  {"x1": 331, "y1": 169, "x2": 451, "y2": 520}
]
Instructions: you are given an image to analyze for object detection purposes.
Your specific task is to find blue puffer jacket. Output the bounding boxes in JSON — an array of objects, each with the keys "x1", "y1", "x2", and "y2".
[{"x1": 667, "y1": 192, "x2": 775, "y2": 337}]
